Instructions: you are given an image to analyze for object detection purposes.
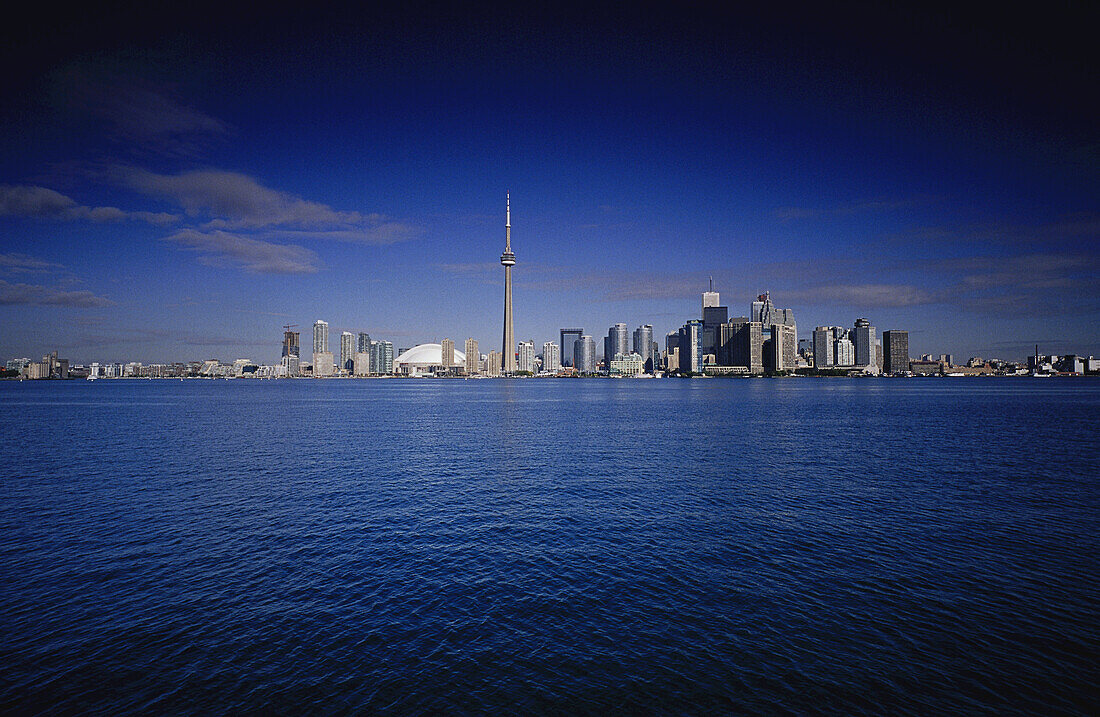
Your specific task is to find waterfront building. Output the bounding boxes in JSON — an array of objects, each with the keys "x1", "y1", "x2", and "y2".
[
  {"x1": 883, "y1": 330, "x2": 910, "y2": 374},
  {"x1": 701, "y1": 305, "x2": 728, "y2": 359},
  {"x1": 678, "y1": 320, "x2": 703, "y2": 374},
  {"x1": 354, "y1": 352, "x2": 371, "y2": 376},
  {"x1": 751, "y1": 292, "x2": 797, "y2": 347},
  {"x1": 763, "y1": 324, "x2": 797, "y2": 371},
  {"x1": 358, "y1": 332, "x2": 371, "y2": 354},
  {"x1": 5, "y1": 357, "x2": 31, "y2": 371},
  {"x1": 702, "y1": 282, "x2": 720, "y2": 313},
  {"x1": 518, "y1": 341, "x2": 535, "y2": 373},
  {"x1": 313, "y1": 351, "x2": 334, "y2": 377},
  {"x1": 604, "y1": 323, "x2": 628, "y2": 368},
  {"x1": 441, "y1": 338, "x2": 455, "y2": 369},
  {"x1": 718, "y1": 319, "x2": 763, "y2": 373},
  {"x1": 394, "y1": 343, "x2": 466, "y2": 376},
  {"x1": 609, "y1": 352, "x2": 645, "y2": 376},
  {"x1": 313, "y1": 320, "x2": 329, "y2": 355},
  {"x1": 542, "y1": 341, "x2": 560, "y2": 373},
  {"x1": 500, "y1": 194, "x2": 517, "y2": 374},
  {"x1": 560, "y1": 328, "x2": 583, "y2": 367},
  {"x1": 852, "y1": 318, "x2": 877, "y2": 370},
  {"x1": 633, "y1": 324, "x2": 653, "y2": 372},
  {"x1": 370, "y1": 341, "x2": 394, "y2": 375},
  {"x1": 340, "y1": 331, "x2": 355, "y2": 373},
  {"x1": 464, "y1": 338, "x2": 479, "y2": 374},
  {"x1": 487, "y1": 350, "x2": 502, "y2": 377},
  {"x1": 835, "y1": 336, "x2": 854, "y2": 366},
  {"x1": 574, "y1": 335, "x2": 596, "y2": 373}
]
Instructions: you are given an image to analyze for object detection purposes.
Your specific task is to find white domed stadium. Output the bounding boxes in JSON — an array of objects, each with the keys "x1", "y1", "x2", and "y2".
[{"x1": 394, "y1": 343, "x2": 466, "y2": 376}]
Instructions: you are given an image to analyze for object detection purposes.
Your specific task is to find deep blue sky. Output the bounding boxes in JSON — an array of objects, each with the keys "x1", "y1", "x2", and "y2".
[{"x1": 1, "y1": 4, "x2": 1096, "y2": 363}]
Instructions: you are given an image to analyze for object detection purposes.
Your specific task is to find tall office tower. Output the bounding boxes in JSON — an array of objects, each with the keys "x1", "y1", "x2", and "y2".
[
  {"x1": 542, "y1": 341, "x2": 560, "y2": 372},
  {"x1": 633, "y1": 324, "x2": 653, "y2": 372},
  {"x1": 487, "y1": 350, "x2": 502, "y2": 377},
  {"x1": 770, "y1": 324, "x2": 797, "y2": 371},
  {"x1": 701, "y1": 305, "x2": 727, "y2": 358},
  {"x1": 702, "y1": 279, "x2": 720, "y2": 314},
  {"x1": 574, "y1": 335, "x2": 596, "y2": 373},
  {"x1": 835, "y1": 336, "x2": 855, "y2": 366},
  {"x1": 517, "y1": 341, "x2": 535, "y2": 373},
  {"x1": 852, "y1": 318, "x2": 877, "y2": 368},
  {"x1": 882, "y1": 330, "x2": 910, "y2": 374},
  {"x1": 560, "y1": 328, "x2": 583, "y2": 367},
  {"x1": 340, "y1": 331, "x2": 355, "y2": 372},
  {"x1": 813, "y1": 327, "x2": 834, "y2": 368},
  {"x1": 313, "y1": 320, "x2": 328, "y2": 354},
  {"x1": 464, "y1": 338, "x2": 479, "y2": 374},
  {"x1": 678, "y1": 320, "x2": 703, "y2": 374},
  {"x1": 441, "y1": 338, "x2": 455, "y2": 369},
  {"x1": 752, "y1": 292, "x2": 798, "y2": 346},
  {"x1": 357, "y1": 332, "x2": 371, "y2": 354},
  {"x1": 500, "y1": 193, "x2": 517, "y2": 374},
  {"x1": 719, "y1": 319, "x2": 763, "y2": 373}
]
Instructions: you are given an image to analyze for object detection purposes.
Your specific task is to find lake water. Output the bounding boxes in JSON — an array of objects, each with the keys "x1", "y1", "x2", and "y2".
[{"x1": 1, "y1": 378, "x2": 1097, "y2": 714}]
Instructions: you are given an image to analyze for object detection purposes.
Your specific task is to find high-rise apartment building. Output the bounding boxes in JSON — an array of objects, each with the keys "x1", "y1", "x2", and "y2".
[
  {"x1": 357, "y1": 332, "x2": 371, "y2": 354},
  {"x1": 632, "y1": 324, "x2": 653, "y2": 372},
  {"x1": 441, "y1": 338, "x2": 455, "y2": 369},
  {"x1": 835, "y1": 336, "x2": 855, "y2": 366},
  {"x1": 282, "y1": 330, "x2": 300, "y2": 377},
  {"x1": 604, "y1": 323, "x2": 628, "y2": 367},
  {"x1": 560, "y1": 328, "x2": 583, "y2": 367},
  {"x1": 768, "y1": 324, "x2": 797, "y2": 371},
  {"x1": 487, "y1": 350, "x2": 502, "y2": 377},
  {"x1": 882, "y1": 330, "x2": 910, "y2": 374},
  {"x1": 313, "y1": 320, "x2": 328, "y2": 355},
  {"x1": 313, "y1": 351, "x2": 334, "y2": 376},
  {"x1": 542, "y1": 341, "x2": 560, "y2": 373},
  {"x1": 517, "y1": 341, "x2": 535, "y2": 373},
  {"x1": 574, "y1": 335, "x2": 596, "y2": 373},
  {"x1": 353, "y1": 352, "x2": 371, "y2": 376},
  {"x1": 813, "y1": 327, "x2": 835, "y2": 368},
  {"x1": 678, "y1": 320, "x2": 703, "y2": 374},
  {"x1": 340, "y1": 331, "x2": 355, "y2": 372},
  {"x1": 370, "y1": 341, "x2": 393, "y2": 375},
  {"x1": 464, "y1": 338, "x2": 479, "y2": 374}
]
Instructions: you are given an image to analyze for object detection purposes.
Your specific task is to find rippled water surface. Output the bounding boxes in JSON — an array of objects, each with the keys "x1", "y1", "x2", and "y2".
[{"x1": 2, "y1": 378, "x2": 1098, "y2": 714}]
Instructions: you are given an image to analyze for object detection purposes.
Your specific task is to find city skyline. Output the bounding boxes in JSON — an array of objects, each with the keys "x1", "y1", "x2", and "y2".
[{"x1": 1, "y1": 5, "x2": 1097, "y2": 363}]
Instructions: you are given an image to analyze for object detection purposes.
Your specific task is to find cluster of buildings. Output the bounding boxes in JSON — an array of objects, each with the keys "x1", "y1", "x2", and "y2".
[{"x1": 4, "y1": 198, "x2": 1097, "y2": 380}]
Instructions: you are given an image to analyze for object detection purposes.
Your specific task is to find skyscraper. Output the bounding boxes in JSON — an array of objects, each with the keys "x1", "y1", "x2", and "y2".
[
  {"x1": 813, "y1": 327, "x2": 835, "y2": 368},
  {"x1": 851, "y1": 318, "x2": 877, "y2": 370},
  {"x1": 702, "y1": 280, "x2": 719, "y2": 313},
  {"x1": 282, "y1": 330, "x2": 300, "y2": 376},
  {"x1": 340, "y1": 331, "x2": 355, "y2": 372},
  {"x1": 500, "y1": 194, "x2": 517, "y2": 374},
  {"x1": 357, "y1": 332, "x2": 371, "y2": 354},
  {"x1": 464, "y1": 338, "x2": 479, "y2": 374},
  {"x1": 542, "y1": 341, "x2": 560, "y2": 372},
  {"x1": 718, "y1": 319, "x2": 763, "y2": 373},
  {"x1": 370, "y1": 341, "x2": 393, "y2": 375},
  {"x1": 678, "y1": 320, "x2": 703, "y2": 374},
  {"x1": 605, "y1": 323, "x2": 628, "y2": 367},
  {"x1": 487, "y1": 350, "x2": 502, "y2": 377},
  {"x1": 633, "y1": 324, "x2": 653, "y2": 372},
  {"x1": 560, "y1": 328, "x2": 583, "y2": 368},
  {"x1": 517, "y1": 341, "x2": 535, "y2": 373},
  {"x1": 313, "y1": 320, "x2": 328, "y2": 354},
  {"x1": 574, "y1": 335, "x2": 596, "y2": 373},
  {"x1": 441, "y1": 338, "x2": 455, "y2": 369},
  {"x1": 883, "y1": 330, "x2": 910, "y2": 374}
]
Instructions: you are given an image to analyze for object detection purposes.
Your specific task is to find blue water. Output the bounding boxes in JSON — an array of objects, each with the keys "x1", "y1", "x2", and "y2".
[{"x1": 1, "y1": 378, "x2": 1098, "y2": 714}]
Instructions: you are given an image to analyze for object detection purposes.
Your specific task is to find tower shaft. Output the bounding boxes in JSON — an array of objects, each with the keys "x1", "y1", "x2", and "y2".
[{"x1": 501, "y1": 193, "x2": 517, "y2": 373}]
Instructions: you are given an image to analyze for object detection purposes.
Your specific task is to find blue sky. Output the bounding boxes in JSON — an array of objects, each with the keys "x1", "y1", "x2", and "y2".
[{"x1": 1, "y1": 4, "x2": 1096, "y2": 363}]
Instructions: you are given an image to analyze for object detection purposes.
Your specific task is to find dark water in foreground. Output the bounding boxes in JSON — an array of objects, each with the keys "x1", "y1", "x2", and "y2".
[{"x1": 1, "y1": 378, "x2": 1097, "y2": 714}]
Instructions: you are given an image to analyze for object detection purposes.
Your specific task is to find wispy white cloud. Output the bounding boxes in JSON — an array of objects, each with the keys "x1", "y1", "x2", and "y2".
[
  {"x1": 165, "y1": 229, "x2": 320, "y2": 274},
  {"x1": 0, "y1": 279, "x2": 114, "y2": 307},
  {"x1": 119, "y1": 169, "x2": 418, "y2": 242},
  {"x1": 0, "y1": 185, "x2": 178, "y2": 224},
  {"x1": 0, "y1": 253, "x2": 64, "y2": 274}
]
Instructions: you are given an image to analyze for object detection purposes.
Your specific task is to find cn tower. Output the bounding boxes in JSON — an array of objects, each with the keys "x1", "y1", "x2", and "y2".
[{"x1": 501, "y1": 193, "x2": 517, "y2": 373}]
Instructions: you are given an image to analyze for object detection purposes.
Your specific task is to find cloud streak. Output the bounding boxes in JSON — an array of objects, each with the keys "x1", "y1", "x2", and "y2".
[
  {"x1": 0, "y1": 185, "x2": 178, "y2": 224},
  {"x1": 0, "y1": 280, "x2": 114, "y2": 308},
  {"x1": 120, "y1": 169, "x2": 419, "y2": 243},
  {"x1": 165, "y1": 229, "x2": 321, "y2": 274}
]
